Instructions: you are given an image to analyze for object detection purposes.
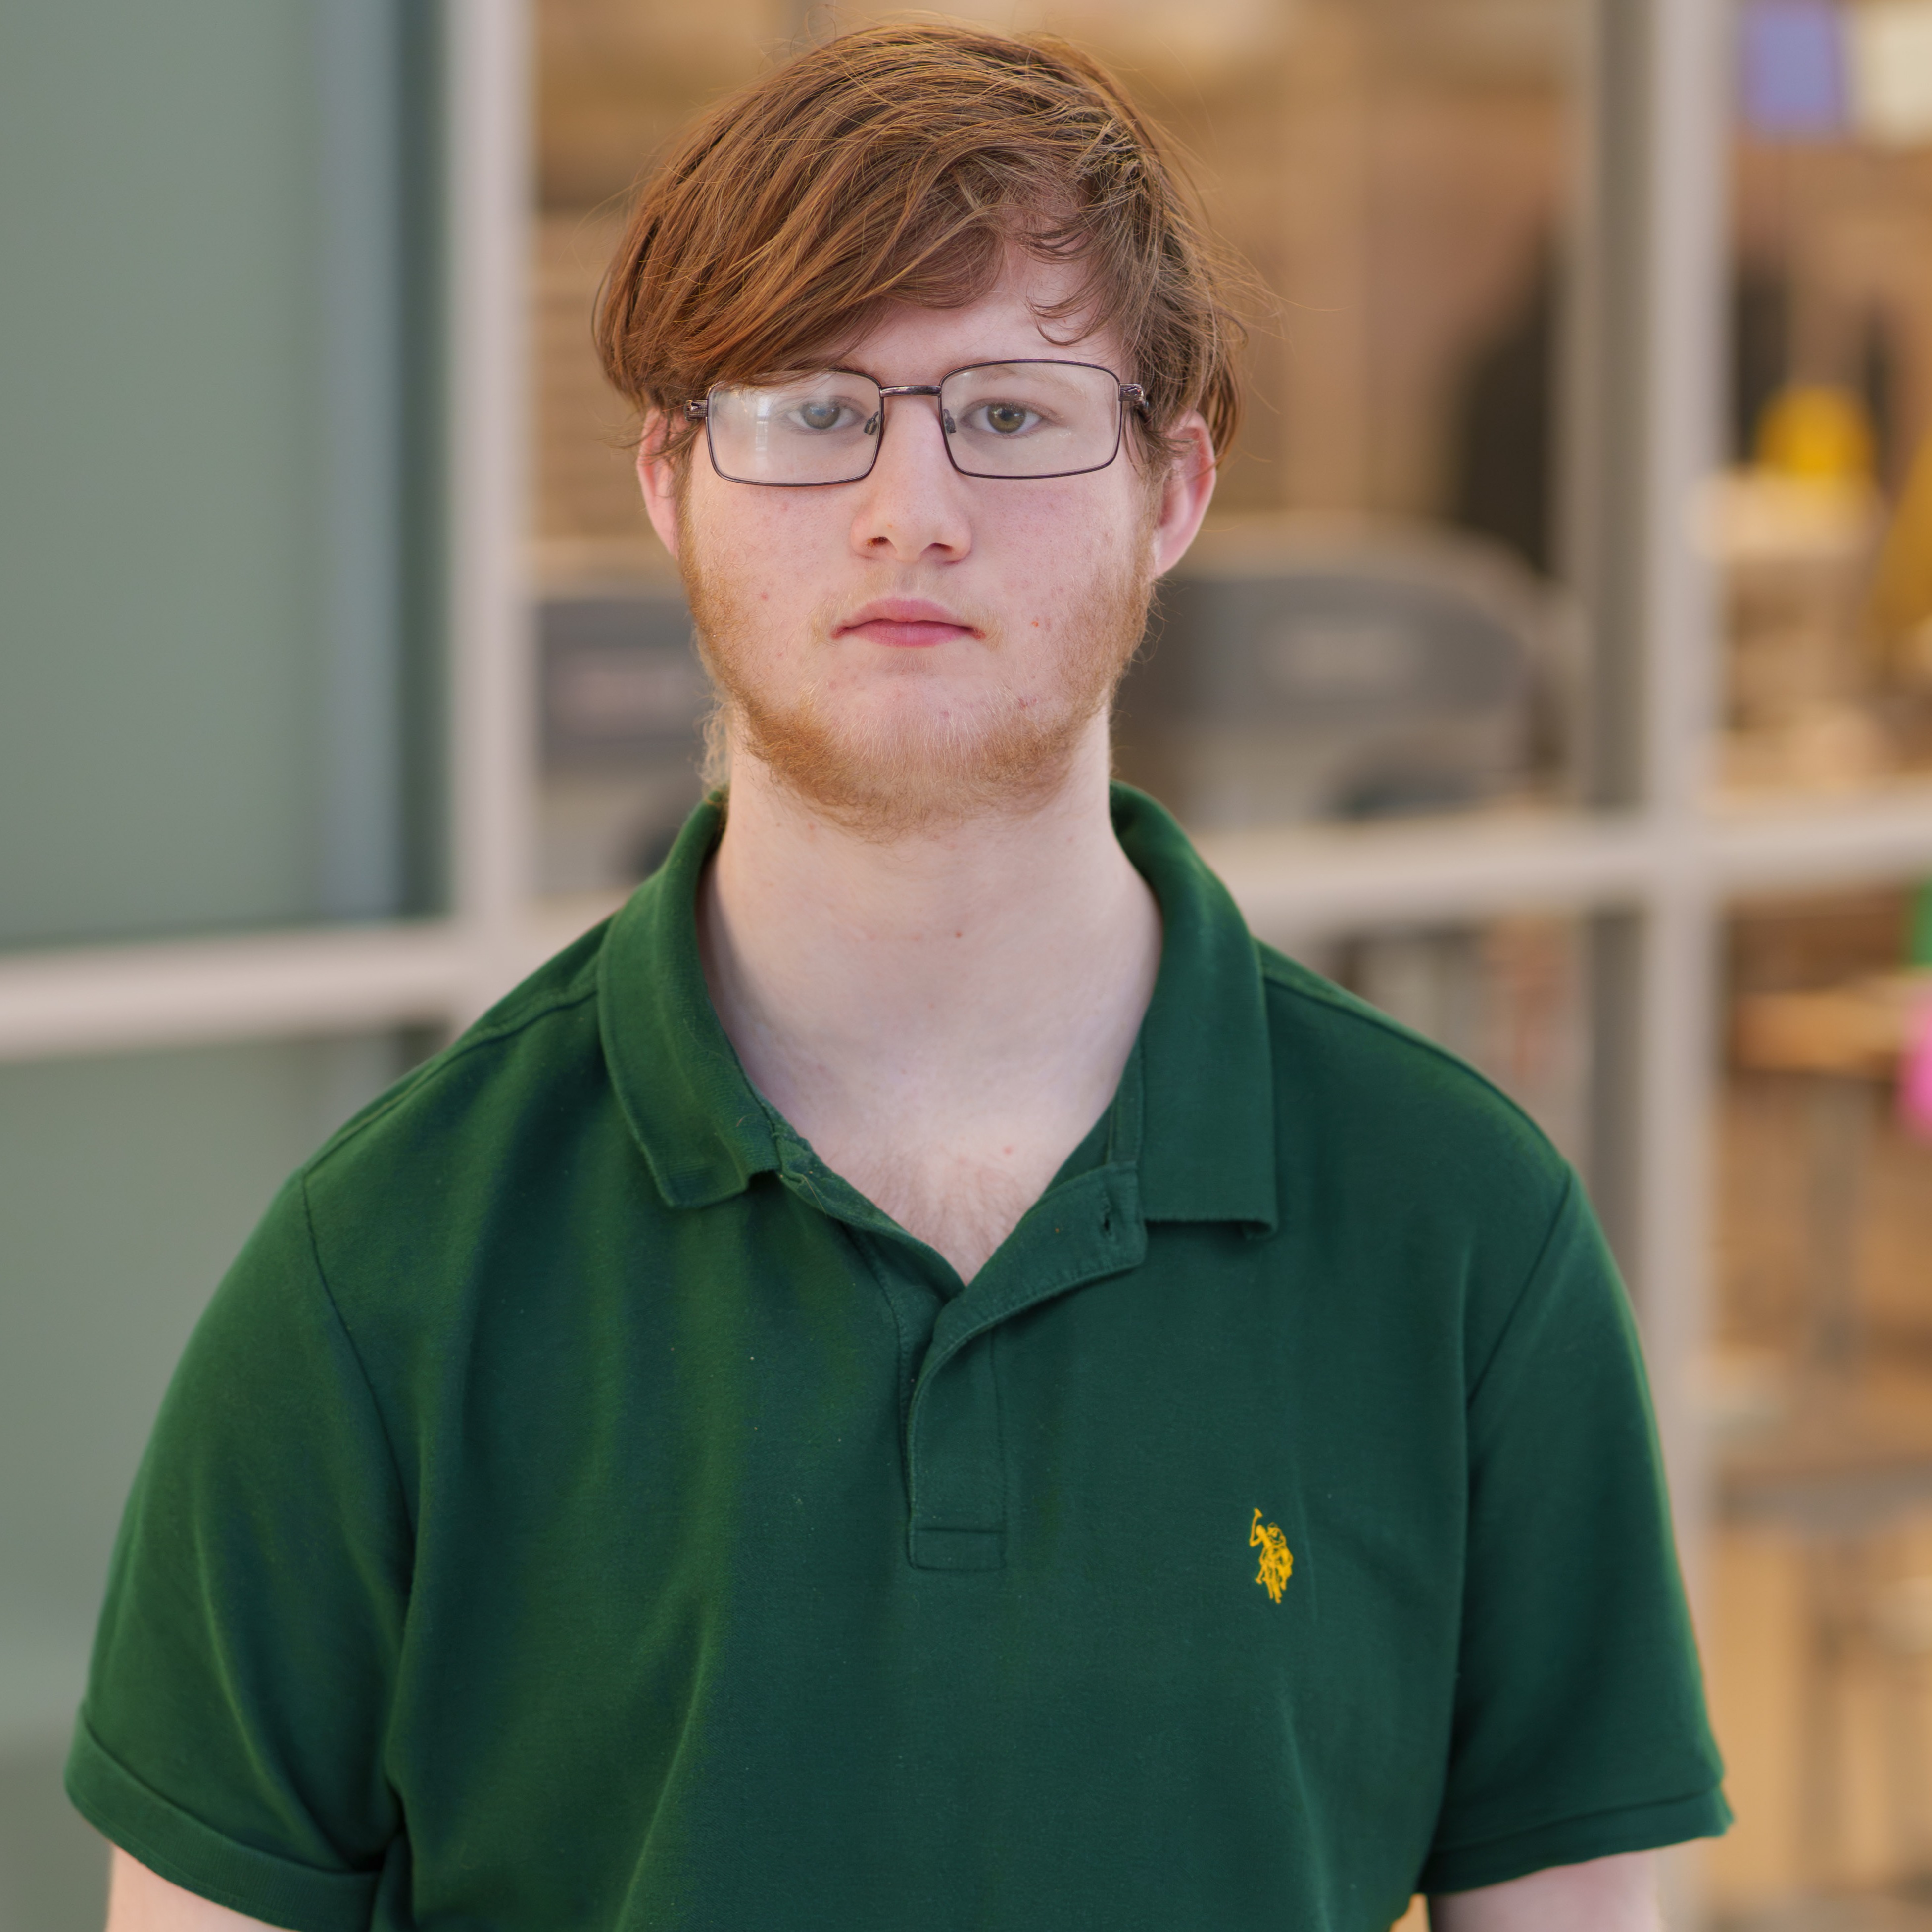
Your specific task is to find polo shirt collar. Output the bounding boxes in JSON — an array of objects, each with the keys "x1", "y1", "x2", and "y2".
[
  {"x1": 598, "y1": 797, "x2": 779, "y2": 1209},
  {"x1": 598, "y1": 783, "x2": 1277, "y2": 1233},
  {"x1": 1109, "y1": 785, "x2": 1277, "y2": 1232}
]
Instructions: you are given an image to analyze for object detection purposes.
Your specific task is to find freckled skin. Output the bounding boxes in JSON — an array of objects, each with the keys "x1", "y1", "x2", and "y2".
[{"x1": 652, "y1": 272, "x2": 1157, "y2": 800}]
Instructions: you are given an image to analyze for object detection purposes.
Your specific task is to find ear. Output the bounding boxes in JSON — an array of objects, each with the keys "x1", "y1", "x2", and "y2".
[
  {"x1": 635, "y1": 410, "x2": 683, "y2": 562},
  {"x1": 1149, "y1": 410, "x2": 1216, "y2": 578}
]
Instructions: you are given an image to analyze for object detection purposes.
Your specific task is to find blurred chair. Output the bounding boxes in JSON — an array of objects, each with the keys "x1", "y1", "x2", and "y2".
[{"x1": 1113, "y1": 516, "x2": 1576, "y2": 830}]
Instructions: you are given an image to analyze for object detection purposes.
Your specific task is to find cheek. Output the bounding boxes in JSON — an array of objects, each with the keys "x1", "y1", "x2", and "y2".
[
  {"x1": 732, "y1": 497, "x2": 813, "y2": 591},
  {"x1": 690, "y1": 475, "x2": 823, "y2": 572},
  {"x1": 985, "y1": 491, "x2": 1136, "y2": 632},
  {"x1": 690, "y1": 490, "x2": 837, "y2": 637}
]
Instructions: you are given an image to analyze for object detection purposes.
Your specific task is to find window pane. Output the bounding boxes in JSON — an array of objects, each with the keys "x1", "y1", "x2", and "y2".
[{"x1": 0, "y1": 1, "x2": 438, "y2": 950}]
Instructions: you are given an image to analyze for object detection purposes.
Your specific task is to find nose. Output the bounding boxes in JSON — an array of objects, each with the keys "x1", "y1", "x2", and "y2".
[{"x1": 846, "y1": 390, "x2": 973, "y2": 564}]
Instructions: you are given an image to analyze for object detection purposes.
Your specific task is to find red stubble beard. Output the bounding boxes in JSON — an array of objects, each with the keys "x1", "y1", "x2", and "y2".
[{"x1": 677, "y1": 518, "x2": 1156, "y2": 842}]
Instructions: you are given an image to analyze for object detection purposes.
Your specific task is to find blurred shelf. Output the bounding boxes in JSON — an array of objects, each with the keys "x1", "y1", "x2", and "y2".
[
  {"x1": 1710, "y1": 783, "x2": 1932, "y2": 895},
  {"x1": 1735, "y1": 975, "x2": 1929, "y2": 1078},
  {"x1": 1720, "y1": 1376, "x2": 1932, "y2": 1538},
  {"x1": 1206, "y1": 785, "x2": 1932, "y2": 939},
  {"x1": 1196, "y1": 806, "x2": 1656, "y2": 936}
]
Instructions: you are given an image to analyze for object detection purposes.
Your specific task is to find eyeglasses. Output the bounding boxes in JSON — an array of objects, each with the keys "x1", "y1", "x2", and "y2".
[{"x1": 683, "y1": 360, "x2": 1148, "y2": 487}]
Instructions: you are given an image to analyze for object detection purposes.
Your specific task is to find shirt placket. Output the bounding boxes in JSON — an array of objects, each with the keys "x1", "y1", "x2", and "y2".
[
  {"x1": 902, "y1": 1167, "x2": 1146, "y2": 1570},
  {"x1": 768, "y1": 1069, "x2": 1147, "y2": 1574}
]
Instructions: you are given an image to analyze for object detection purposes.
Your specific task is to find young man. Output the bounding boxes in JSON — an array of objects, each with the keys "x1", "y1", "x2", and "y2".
[{"x1": 79, "y1": 26, "x2": 1726, "y2": 1932}]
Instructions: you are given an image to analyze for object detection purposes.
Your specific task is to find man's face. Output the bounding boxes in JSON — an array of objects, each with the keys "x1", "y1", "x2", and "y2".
[{"x1": 637, "y1": 254, "x2": 1215, "y2": 837}]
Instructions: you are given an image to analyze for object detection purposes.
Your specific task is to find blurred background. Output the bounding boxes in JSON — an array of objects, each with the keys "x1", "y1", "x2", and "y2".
[{"x1": 4, "y1": 0, "x2": 1932, "y2": 1926}]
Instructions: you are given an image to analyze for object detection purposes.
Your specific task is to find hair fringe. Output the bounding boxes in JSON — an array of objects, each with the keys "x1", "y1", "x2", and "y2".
[{"x1": 591, "y1": 21, "x2": 1256, "y2": 473}]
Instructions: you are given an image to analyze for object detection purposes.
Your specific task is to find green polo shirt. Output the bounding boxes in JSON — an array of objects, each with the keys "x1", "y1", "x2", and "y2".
[{"x1": 68, "y1": 785, "x2": 1727, "y2": 1932}]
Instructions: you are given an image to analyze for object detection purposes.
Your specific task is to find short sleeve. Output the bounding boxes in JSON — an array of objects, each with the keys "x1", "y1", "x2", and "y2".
[
  {"x1": 1418, "y1": 1172, "x2": 1731, "y2": 1894},
  {"x1": 66, "y1": 1173, "x2": 409, "y2": 1932}
]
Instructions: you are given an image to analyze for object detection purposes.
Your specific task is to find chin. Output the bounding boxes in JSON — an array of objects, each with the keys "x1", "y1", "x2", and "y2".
[
  {"x1": 732, "y1": 679, "x2": 1099, "y2": 841},
  {"x1": 681, "y1": 536, "x2": 1148, "y2": 840}
]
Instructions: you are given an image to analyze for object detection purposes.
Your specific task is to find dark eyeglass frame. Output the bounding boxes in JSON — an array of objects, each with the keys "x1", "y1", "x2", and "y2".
[{"x1": 682, "y1": 359, "x2": 1150, "y2": 486}]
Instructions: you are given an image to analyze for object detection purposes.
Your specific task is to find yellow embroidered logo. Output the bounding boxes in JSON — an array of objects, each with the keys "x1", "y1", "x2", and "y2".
[{"x1": 1250, "y1": 1509, "x2": 1292, "y2": 1603}]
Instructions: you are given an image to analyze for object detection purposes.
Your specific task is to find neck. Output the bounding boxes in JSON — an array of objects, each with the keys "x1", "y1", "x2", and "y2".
[
  {"x1": 695, "y1": 717, "x2": 1162, "y2": 1276},
  {"x1": 702, "y1": 717, "x2": 1151, "y2": 1082}
]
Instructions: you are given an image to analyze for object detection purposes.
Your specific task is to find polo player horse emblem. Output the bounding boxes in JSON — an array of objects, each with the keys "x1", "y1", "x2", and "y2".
[{"x1": 1250, "y1": 1509, "x2": 1292, "y2": 1603}]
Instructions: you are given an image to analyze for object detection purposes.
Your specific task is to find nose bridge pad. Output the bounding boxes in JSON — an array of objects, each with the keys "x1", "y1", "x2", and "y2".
[{"x1": 868, "y1": 390, "x2": 960, "y2": 479}]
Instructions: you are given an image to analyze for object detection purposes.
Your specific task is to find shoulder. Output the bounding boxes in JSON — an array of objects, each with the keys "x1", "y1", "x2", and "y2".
[
  {"x1": 1256, "y1": 940, "x2": 1560, "y2": 1167},
  {"x1": 287, "y1": 918, "x2": 636, "y2": 1333},
  {"x1": 308, "y1": 920, "x2": 612, "y2": 1188},
  {"x1": 1253, "y1": 939, "x2": 1577, "y2": 1292}
]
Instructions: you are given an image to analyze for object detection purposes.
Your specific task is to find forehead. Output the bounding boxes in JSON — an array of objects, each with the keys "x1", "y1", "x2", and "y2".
[{"x1": 831, "y1": 251, "x2": 1125, "y2": 383}]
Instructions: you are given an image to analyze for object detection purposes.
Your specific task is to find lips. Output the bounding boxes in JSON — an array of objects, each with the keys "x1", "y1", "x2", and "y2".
[{"x1": 834, "y1": 598, "x2": 979, "y2": 649}]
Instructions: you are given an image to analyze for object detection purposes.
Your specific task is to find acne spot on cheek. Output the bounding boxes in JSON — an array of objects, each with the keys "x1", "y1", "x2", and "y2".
[
  {"x1": 1030, "y1": 618, "x2": 1040, "y2": 628},
  {"x1": 759, "y1": 592, "x2": 769, "y2": 602}
]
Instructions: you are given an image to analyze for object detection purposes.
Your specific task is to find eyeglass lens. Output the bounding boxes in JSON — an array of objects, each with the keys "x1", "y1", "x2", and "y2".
[{"x1": 703, "y1": 361, "x2": 1127, "y2": 485}]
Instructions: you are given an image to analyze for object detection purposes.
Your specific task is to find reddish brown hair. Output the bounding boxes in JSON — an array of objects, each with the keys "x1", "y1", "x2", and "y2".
[{"x1": 592, "y1": 22, "x2": 1246, "y2": 469}]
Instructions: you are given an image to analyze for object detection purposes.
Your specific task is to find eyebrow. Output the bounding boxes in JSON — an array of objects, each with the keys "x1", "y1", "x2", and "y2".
[{"x1": 791, "y1": 358, "x2": 1113, "y2": 384}]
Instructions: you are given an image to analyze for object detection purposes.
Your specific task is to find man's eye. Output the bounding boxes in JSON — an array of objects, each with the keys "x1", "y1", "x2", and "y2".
[
  {"x1": 981, "y1": 402, "x2": 1033, "y2": 435},
  {"x1": 795, "y1": 400, "x2": 848, "y2": 432}
]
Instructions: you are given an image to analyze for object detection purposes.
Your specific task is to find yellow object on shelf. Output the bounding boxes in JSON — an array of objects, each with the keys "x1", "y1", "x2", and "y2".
[{"x1": 1755, "y1": 383, "x2": 1877, "y2": 484}]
